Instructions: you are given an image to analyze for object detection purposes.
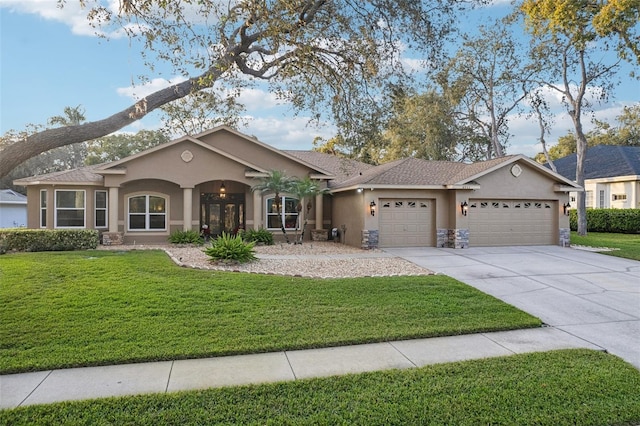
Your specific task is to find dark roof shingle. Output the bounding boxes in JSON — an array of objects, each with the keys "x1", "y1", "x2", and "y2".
[{"x1": 550, "y1": 145, "x2": 640, "y2": 180}]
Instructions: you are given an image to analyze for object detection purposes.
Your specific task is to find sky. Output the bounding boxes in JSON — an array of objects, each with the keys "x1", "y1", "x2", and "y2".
[{"x1": 1, "y1": 1, "x2": 638, "y2": 158}]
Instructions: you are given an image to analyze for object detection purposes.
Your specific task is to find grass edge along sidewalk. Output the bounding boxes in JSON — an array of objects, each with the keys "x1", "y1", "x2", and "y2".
[
  {"x1": 571, "y1": 231, "x2": 640, "y2": 261},
  {"x1": 1, "y1": 350, "x2": 639, "y2": 425},
  {"x1": 1, "y1": 249, "x2": 540, "y2": 374}
]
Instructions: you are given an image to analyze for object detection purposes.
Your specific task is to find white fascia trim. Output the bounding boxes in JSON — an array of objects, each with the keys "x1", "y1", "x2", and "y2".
[
  {"x1": 445, "y1": 184, "x2": 481, "y2": 190},
  {"x1": 245, "y1": 171, "x2": 270, "y2": 178},
  {"x1": 586, "y1": 175, "x2": 640, "y2": 184},
  {"x1": 310, "y1": 173, "x2": 335, "y2": 180},
  {"x1": 330, "y1": 184, "x2": 446, "y2": 193},
  {"x1": 13, "y1": 181, "x2": 104, "y2": 187},
  {"x1": 97, "y1": 169, "x2": 127, "y2": 175},
  {"x1": 555, "y1": 184, "x2": 584, "y2": 192}
]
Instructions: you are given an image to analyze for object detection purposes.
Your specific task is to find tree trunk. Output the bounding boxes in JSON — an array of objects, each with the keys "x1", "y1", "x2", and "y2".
[
  {"x1": 535, "y1": 104, "x2": 557, "y2": 172},
  {"x1": 571, "y1": 105, "x2": 588, "y2": 236},
  {"x1": 574, "y1": 130, "x2": 588, "y2": 236}
]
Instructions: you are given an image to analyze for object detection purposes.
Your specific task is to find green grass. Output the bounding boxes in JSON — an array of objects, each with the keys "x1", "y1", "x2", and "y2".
[
  {"x1": 0, "y1": 250, "x2": 541, "y2": 374},
  {"x1": 2, "y1": 350, "x2": 639, "y2": 425},
  {"x1": 571, "y1": 231, "x2": 640, "y2": 261}
]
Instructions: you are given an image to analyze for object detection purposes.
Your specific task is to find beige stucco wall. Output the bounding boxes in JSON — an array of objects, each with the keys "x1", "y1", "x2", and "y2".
[
  {"x1": 331, "y1": 188, "x2": 455, "y2": 247},
  {"x1": 25, "y1": 185, "x2": 105, "y2": 230},
  {"x1": 96, "y1": 130, "x2": 329, "y2": 243},
  {"x1": 330, "y1": 191, "x2": 366, "y2": 246},
  {"x1": 460, "y1": 161, "x2": 571, "y2": 230},
  {"x1": 581, "y1": 179, "x2": 640, "y2": 209},
  {"x1": 198, "y1": 130, "x2": 316, "y2": 178}
]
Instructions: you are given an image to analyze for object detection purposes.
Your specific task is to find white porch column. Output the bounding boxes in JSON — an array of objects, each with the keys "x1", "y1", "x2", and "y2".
[
  {"x1": 183, "y1": 187, "x2": 193, "y2": 231},
  {"x1": 108, "y1": 187, "x2": 119, "y2": 233},
  {"x1": 315, "y1": 193, "x2": 324, "y2": 230},
  {"x1": 253, "y1": 190, "x2": 262, "y2": 230}
]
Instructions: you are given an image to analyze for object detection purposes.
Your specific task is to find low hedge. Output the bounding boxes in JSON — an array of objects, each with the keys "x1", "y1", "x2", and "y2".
[
  {"x1": 570, "y1": 209, "x2": 640, "y2": 234},
  {"x1": 0, "y1": 229, "x2": 99, "y2": 253}
]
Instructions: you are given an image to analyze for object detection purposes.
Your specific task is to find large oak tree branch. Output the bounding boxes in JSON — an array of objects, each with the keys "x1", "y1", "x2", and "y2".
[{"x1": 0, "y1": 71, "x2": 222, "y2": 177}]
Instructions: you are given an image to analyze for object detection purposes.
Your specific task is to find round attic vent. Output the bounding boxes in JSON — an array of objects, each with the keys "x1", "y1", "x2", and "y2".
[
  {"x1": 510, "y1": 164, "x2": 522, "y2": 177},
  {"x1": 181, "y1": 150, "x2": 194, "y2": 163}
]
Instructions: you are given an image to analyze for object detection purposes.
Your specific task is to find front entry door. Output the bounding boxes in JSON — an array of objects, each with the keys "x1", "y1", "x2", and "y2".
[{"x1": 200, "y1": 193, "x2": 245, "y2": 236}]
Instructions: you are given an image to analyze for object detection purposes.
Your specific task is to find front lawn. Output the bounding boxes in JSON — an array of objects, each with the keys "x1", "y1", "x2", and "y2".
[
  {"x1": 0, "y1": 250, "x2": 540, "y2": 374},
  {"x1": 2, "y1": 350, "x2": 639, "y2": 425},
  {"x1": 571, "y1": 231, "x2": 640, "y2": 261}
]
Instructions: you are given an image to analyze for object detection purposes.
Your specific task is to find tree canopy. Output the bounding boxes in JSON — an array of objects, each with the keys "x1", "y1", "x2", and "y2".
[
  {"x1": 0, "y1": 0, "x2": 483, "y2": 178},
  {"x1": 519, "y1": 0, "x2": 627, "y2": 236},
  {"x1": 534, "y1": 104, "x2": 640, "y2": 163}
]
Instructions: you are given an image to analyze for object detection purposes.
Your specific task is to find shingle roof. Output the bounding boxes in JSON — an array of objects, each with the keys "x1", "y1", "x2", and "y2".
[
  {"x1": 0, "y1": 189, "x2": 27, "y2": 203},
  {"x1": 13, "y1": 164, "x2": 105, "y2": 185},
  {"x1": 331, "y1": 156, "x2": 520, "y2": 189},
  {"x1": 283, "y1": 151, "x2": 374, "y2": 183},
  {"x1": 550, "y1": 145, "x2": 640, "y2": 180}
]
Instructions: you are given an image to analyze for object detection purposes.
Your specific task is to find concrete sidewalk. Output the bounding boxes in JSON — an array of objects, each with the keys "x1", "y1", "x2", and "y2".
[{"x1": 1, "y1": 327, "x2": 601, "y2": 409}]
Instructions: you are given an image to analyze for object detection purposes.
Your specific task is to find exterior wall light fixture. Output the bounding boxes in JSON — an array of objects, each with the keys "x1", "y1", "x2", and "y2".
[
  {"x1": 461, "y1": 201, "x2": 468, "y2": 216},
  {"x1": 220, "y1": 181, "x2": 226, "y2": 199},
  {"x1": 370, "y1": 200, "x2": 376, "y2": 216},
  {"x1": 563, "y1": 202, "x2": 571, "y2": 216}
]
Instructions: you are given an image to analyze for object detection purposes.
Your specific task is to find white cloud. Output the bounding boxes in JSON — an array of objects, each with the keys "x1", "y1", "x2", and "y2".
[
  {"x1": 237, "y1": 88, "x2": 285, "y2": 111},
  {"x1": 504, "y1": 101, "x2": 632, "y2": 158},
  {"x1": 241, "y1": 116, "x2": 336, "y2": 151},
  {"x1": 0, "y1": 0, "x2": 127, "y2": 37}
]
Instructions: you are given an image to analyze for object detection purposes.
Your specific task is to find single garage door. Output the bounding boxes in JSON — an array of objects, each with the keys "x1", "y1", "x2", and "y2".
[
  {"x1": 468, "y1": 200, "x2": 556, "y2": 246},
  {"x1": 379, "y1": 199, "x2": 434, "y2": 247}
]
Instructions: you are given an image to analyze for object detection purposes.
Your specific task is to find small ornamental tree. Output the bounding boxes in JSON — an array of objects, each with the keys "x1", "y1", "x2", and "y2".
[
  {"x1": 290, "y1": 176, "x2": 330, "y2": 244},
  {"x1": 251, "y1": 170, "x2": 296, "y2": 244}
]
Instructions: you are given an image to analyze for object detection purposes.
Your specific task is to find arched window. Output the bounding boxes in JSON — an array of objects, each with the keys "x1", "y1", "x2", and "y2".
[
  {"x1": 266, "y1": 196, "x2": 298, "y2": 230},
  {"x1": 128, "y1": 195, "x2": 167, "y2": 231}
]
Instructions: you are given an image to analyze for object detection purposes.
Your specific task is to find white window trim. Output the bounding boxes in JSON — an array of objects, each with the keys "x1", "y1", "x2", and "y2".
[
  {"x1": 127, "y1": 193, "x2": 168, "y2": 232},
  {"x1": 95, "y1": 190, "x2": 108, "y2": 228},
  {"x1": 40, "y1": 189, "x2": 47, "y2": 228},
  {"x1": 265, "y1": 195, "x2": 299, "y2": 230},
  {"x1": 54, "y1": 189, "x2": 86, "y2": 229}
]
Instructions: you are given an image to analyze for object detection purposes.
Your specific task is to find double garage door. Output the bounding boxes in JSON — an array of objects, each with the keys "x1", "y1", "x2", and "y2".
[
  {"x1": 378, "y1": 198, "x2": 556, "y2": 247},
  {"x1": 379, "y1": 199, "x2": 434, "y2": 247},
  {"x1": 468, "y1": 199, "x2": 556, "y2": 246}
]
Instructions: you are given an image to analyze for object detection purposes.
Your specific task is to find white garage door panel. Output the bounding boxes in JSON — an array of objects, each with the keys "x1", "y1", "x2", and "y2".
[
  {"x1": 469, "y1": 200, "x2": 555, "y2": 246},
  {"x1": 379, "y1": 199, "x2": 433, "y2": 247}
]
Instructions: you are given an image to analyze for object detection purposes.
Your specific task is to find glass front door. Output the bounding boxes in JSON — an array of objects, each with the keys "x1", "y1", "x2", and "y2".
[{"x1": 200, "y1": 193, "x2": 245, "y2": 236}]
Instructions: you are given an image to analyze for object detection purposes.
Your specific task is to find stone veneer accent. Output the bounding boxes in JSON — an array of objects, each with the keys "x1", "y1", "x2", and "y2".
[
  {"x1": 311, "y1": 229, "x2": 329, "y2": 241},
  {"x1": 102, "y1": 232, "x2": 124, "y2": 245},
  {"x1": 437, "y1": 228, "x2": 449, "y2": 247},
  {"x1": 437, "y1": 228, "x2": 469, "y2": 249},
  {"x1": 361, "y1": 229, "x2": 379, "y2": 250},
  {"x1": 454, "y1": 228, "x2": 469, "y2": 249},
  {"x1": 559, "y1": 228, "x2": 570, "y2": 247}
]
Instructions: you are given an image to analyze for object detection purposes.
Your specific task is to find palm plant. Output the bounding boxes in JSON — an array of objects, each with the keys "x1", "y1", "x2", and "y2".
[
  {"x1": 290, "y1": 176, "x2": 330, "y2": 244},
  {"x1": 251, "y1": 170, "x2": 295, "y2": 244}
]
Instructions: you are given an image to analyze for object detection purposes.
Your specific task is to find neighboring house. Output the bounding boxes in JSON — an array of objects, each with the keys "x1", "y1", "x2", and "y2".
[
  {"x1": 0, "y1": 189, "x2": 28, "y2": 228},
  {"x1": 550, "y1": 145, "x2": 640, "y2": 209},
  {"x1": 14, "y1": 126, "x2": 581, "y2": 248}
]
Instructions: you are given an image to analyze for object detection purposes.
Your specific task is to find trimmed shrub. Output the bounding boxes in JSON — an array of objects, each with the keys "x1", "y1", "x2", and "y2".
[
  {"x1": 168, "y1": 229, "x2": 204, "y2": 245},
  {"x1": 0, "y1": 229, "x2": 99, "y2": 252},
  {"x1": 243, "y1": 227, "x2": 274, "y2": 245},
  {"x1": 204, "y1": 232, "x2": 256, "y2": 264},
  {"x1": 569, "y1": 209, "x2": 640, "y2": 233}
]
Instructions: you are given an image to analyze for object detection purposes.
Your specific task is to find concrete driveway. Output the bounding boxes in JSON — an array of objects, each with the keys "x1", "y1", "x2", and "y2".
[{"x1": 384, "y1": 245, "x2": 640, "y2": 369}]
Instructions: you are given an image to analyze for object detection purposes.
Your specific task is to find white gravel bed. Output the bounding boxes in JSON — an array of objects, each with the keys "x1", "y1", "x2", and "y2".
[{"x1": 99, "y1": 242, "x2": 432, "y2": 278}]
